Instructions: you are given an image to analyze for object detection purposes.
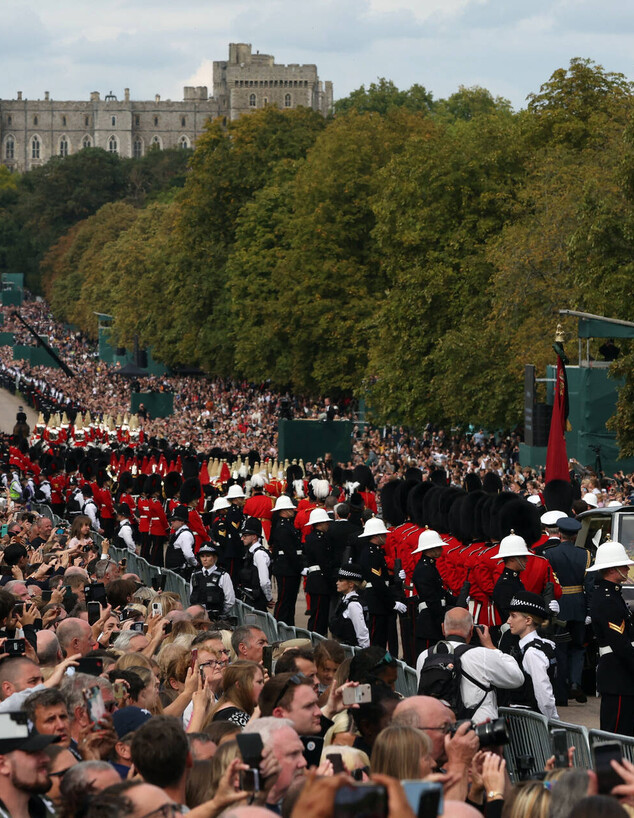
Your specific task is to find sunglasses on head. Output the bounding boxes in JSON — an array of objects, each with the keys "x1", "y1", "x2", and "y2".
[{"x1": 272, "y1": 673, "x2": 306, "y2": 709}]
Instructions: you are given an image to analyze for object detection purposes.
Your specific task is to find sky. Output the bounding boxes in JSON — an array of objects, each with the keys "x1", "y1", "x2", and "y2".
[{"x1": 1, "y1": 0, "x2": 633, "y2": 110}]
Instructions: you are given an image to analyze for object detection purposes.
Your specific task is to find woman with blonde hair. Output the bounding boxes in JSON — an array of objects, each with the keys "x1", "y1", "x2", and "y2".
[
  {"x1": 205, "y1": 660, "x2": 264, "y2": 728},
  {"x1": 371, "y1": 725, "x2": 434, "y2": 780},
  {"x1": 322, "y1": 745, "x2": 370, "y2": 780}
]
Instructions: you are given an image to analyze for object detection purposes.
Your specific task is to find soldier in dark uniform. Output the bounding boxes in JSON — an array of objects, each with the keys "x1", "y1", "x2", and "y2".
[
  {"x1": 190, "y1": 542, "x2": 236, "y2": 619},
  {"x1": 492, "y1": 533, "x2": 531, "y2": 625},
  {"x1": 222, "y1": 485, "x2": 246, "y2": 583},
  {"x1": 412, "y1": 528, "x2": 456, "y2": 652},
  {"x1": 544, "y1": 516, "x2": 593, "y2": 704},
  {"x1": 588, "y1": 541, "x2": 634, "y2": 735},
  {"x1": 165, "y1": 505, "x2": 198, "y2": 577},
  {"x1": 304, "y1": 508, "x2": 334, "y2": 636},
  {"x1": 211, "y1": 496, "x2": 231, "y2": 561},
  {"x1": 269, "y1": 495, "x2": 303, "y2": 626},
  {"x1": 533, "y1": 510, "x2": 566, "y2": 556},
  {"x1": 237, "y1": 517, "x2": 272, "y2": 612},
  {"x1": 358, "y1": 517, "x2": 406, "y2": 651}
]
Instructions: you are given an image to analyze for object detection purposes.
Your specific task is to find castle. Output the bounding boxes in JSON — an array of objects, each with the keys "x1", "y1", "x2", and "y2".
[{"x1": 0, "y1": 43, "x2": 333, "y2": 173}]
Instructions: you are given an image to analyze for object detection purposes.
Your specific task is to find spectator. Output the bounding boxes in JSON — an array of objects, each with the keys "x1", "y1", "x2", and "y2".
[
  {"x1": 259, "y1": 673, "x2": 323, "y2": 736},
  {"x1": 231, "y1": 626, "x2": 268, "y2": 664},
  {"x1": 275, "y1": 648, "x2": 319, "y2": 691},
  {"x1": 0, "y1": 712, "x2": 58, "y2": 817},
  {"x1": 370, "y1": 724, "x2": 434, "y2": 779},
  {"x1": 130, "y1": 715, "x2": 191, "y2": 809},
  {"x1": 243, "y1": 717, "x2": 307, "y2": 810},
  {"x1": 24, "y1": 688, "x2": 72, "y2": 747},
  {"x1": 57, "y1": 618, "x2": 94, "y2": 657},
  {"x1": 206, "y1": 661, "x2": 264, "y2": 728}
]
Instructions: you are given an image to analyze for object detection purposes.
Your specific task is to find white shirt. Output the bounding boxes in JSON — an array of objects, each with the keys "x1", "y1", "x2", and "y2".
[
  {"x1": 118, "y1": 520, "x2": 137, "y2": 554},
  {"x1": 250, "y1": 541, "x2": 272, "y2": 602},
  {"x1": 342, "y1": 591, "x2": 370, "y2": 649},
  {"x1": 173, "y1": 525, "x2": 197, "y2": 567},
  {"x1": 83, "y1": 498, "x2": 101, "y2": 532},
  {"x1": 519, "y1": 631, "x2": 559, "y2": 720},
  {"x1": 190, "y1": 564, "x2": 236, "y2": 613},
  {"x1": 416, "y1": 638, "x2": 525, "y2": 723}
]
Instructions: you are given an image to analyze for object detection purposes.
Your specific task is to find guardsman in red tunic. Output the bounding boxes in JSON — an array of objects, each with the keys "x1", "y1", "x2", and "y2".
[
  {"x1": 180, "y1": 477, "x2": 210, "y2": 553},
  {"x1": 243, "y1": 474, "x2": 274, "y2": 540},
  {"x1": 147, "y1": 475, "x2": 169, "y2": 567}
]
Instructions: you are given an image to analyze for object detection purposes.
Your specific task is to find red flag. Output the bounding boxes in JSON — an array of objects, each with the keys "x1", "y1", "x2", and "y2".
[{"x1": 545, "y1": 355, "x2": 570, "y2": 483}]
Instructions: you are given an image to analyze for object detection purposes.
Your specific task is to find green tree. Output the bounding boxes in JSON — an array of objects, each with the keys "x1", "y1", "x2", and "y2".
[{"x1": 334, "y1": 78, "x2": 433, "y2": 116}]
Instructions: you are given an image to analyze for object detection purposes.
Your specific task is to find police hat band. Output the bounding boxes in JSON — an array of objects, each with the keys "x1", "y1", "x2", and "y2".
[
  {"x1": 339, "y1": 568, "x2": 362, "y2": 581},
  {"x1": 509, "y1": 596, "x2": 547, "y2": 616}
]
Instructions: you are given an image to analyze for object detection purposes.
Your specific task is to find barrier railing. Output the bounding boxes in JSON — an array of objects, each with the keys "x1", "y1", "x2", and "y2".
[
  {"x1": 589, "y1": 728, "x2": 634, "y2": 764},
  {"x1": 499, "y1": 707, "x2": 553, "y2": 782}
]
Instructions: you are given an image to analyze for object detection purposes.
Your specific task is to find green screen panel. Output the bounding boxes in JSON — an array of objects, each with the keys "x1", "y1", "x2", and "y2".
[
  {"x1": 130, "y1": 392, "x2": 174, "y2": 418},
  {"x1": 278, "y1": 420, "x2": 352, "y2": 464}
]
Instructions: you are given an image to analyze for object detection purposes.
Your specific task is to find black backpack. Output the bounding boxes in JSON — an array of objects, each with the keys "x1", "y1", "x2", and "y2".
[{"x1": 417, "y1": 641, "x2": 491, "y2": 719}]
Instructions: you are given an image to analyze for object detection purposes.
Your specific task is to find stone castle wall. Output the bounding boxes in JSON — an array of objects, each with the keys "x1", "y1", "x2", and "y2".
[{"x1": 0, "y1": 44, "x2": 332, "y2": 172}]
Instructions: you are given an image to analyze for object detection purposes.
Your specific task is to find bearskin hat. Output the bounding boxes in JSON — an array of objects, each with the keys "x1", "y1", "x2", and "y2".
[
  {"x1": 489, "y1": 492, "x2": 520, "y2": 542},
  {"x1": 352, "y1": 464, "x2": 376, "y2": 492},
  {"x1": 143, "y1": 474, "x2": 162, "y2": 496},
  {"x1": 164, "y1": 471, "x2": 183, "y2": 500},
  {"x1": 118, "y1": 471, "x2": 134, "y2": 493},
  {"x1": 543, "y1": 479, "x2": 573, "y2": 516},
  {"x1": 463, "y1": 473, "x2": 483, "y2": 493},
  {"x1": 429, "y1": 468, "x2": 448, "y2": 488},
  {"x1": 380, "y1": 480, "x2": 404, "y2": 527},
  {"x1": 482, "y1": 472, "x2": 503, "y2": 494},
  {"x1": 498, "y1": 498, "x2": 541, "y2": 546},
  {"x1": 404, "y1": 467, "x2": 423, "y2": 483},
  {"x1": 407, "y1": 482, "x2": 437, "y2": 528}
]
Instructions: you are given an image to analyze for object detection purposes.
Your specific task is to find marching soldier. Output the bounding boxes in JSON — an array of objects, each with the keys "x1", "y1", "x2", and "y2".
[
  {"x1": 211, "y1": 496, "x2": 232, "y2": 558},
  {"x1": 223, "y1": 485, "x2": 246, "y2": 582},
  {"x1": 190, "y1": 542, "x2": 236, "y2": 619},
  {"x1": 269, "y1": 495, "x2": 303, "y2": 626},
  {"x1": 412, "y1": 528, "x2": 456, "y2": 652},
  {"x1": 588, "y1": 541, "x2": 634, "y2": 736},
  {"x1": 544, "y1": 516, "x2": 594, "y2": 704},
  {"x1": 243, "y1": 473, "x2": 274, "y2": 540},
  {"x1": 304, "y1": 507, "x2": 334, "y2": 636}
]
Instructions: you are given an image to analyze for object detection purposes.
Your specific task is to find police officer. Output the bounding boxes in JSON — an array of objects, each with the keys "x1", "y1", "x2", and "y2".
[
  {"x1": 330, "y1": 564, "x2": 370, "y2": 648},
  {"x1": 238, "y1": 517, "x2": 272, "y2": 612},
  {"x1": 304, "y1": 507, "x2": 334, "y2": 636},
  {"x1": 588, "y1": 541, "x2": 634, "y2": 735},
  {"x1": 114, "y1": 503, "x2": 138, "y2": 555},
  {"x1": 358, "y1": 517, "x2": 406, "y2": 651},
  {"x1": 544, "y1": 516, "x2": 593, "y2": 704},
  {"x1": 165, "y1": 505, "x2": 197, "y2": 576},
  {"x1": 412, "y1": 528, "x2": 455, "y2": 652},
  {"x1": 190, "y1": 542, "x2": 236, "y2": 619},
  {"x1": 269, "y1": 495, "x2": 303, "y2": 626},
  {"x1": 223, "y1": 485, "x2": 247, "y2": 582}
]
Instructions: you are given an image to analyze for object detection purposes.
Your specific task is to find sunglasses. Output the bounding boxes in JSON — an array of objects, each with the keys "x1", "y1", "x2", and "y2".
[{"x1": 272, "y1": 673, "x2": 305, "y2": 709}]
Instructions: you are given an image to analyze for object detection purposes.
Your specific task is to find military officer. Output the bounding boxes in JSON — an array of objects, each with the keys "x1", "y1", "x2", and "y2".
[
  {"x1": 269, "y1": 495, "x2": 303, "y2": 626},
  {"x1": 411, "y1": 528, "x2": 455, "y2": 652},
  {"x1": 544, "y1": 516, "x2": 594, "y2": 703},
  {"x1": 304, "y1": 507, "x2": 334, "y2": 636},
  {"x1": 165, "y1": 505, "x2": 198, "y2": 576},
  {"x1": 588, "y1": 541, "x2": 634, "y2": 736},
  {"x1": 223, "y1": 485, "x2": 247, "y2": 582}
]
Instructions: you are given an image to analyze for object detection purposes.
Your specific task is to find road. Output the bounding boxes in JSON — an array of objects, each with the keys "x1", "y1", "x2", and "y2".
[{"x1": 0, "y1": 387, "x2": 38, "y2": 435}]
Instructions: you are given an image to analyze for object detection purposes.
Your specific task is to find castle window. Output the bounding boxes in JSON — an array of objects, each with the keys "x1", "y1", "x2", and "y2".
[
  {"x1": 5, "y1": 136, "x2": 14, "y2": 160},
  {"x1": 31, "y1": 136, "x2": 41, "y2": 159},
  {"x1": 263, "y1": 97, "x2": 268, "y2": 106},
  {"x1": 136, "y1": 116, "x2": 140, "y2": 127},
  {"x1": 133, "y1": 138, "x2": 143, "y2": 158},
  {"x1": 82, "y1": 135, "x2": 91, "y2": 149},
  {"x1": 249, "y1": 94, "x2": 256, "y2": 107},
  {"x1": 151, "y1": 135, "x2": 161, "y2": 149},
  {"x1": 33, "y1": 115, "x2": 38, "y2": 126},
  {"x1": 179, "y1": 135, "x2": 190, "y2": 149},
  {"x1": 111, "y1": 116, "x2": 116, "y2": 126},
  {"x1": 285, "y1": 93, "x2": 291, "y2": 108},
  {"x1": 62, "y1": 115, "x2": 67, "y2": 126},
  {"x1": 108, "y1": 135, "x2": 118, "y2": 154},
  {"x1": 235, "y1": 80, "x2": 239, "y2": 86},
  {"x1": 7, "y1": 116, "x2": 12, "y2": 126},
  {"x1": 85, "y1": 115, "x2": 90, "y2": 127},
  {"x1": 59, "y1": 137, "x2": 69, "y2": 157},
  {"x1": 154, "y1": 116, "x2": 158, "y2": 126},
  {"x1": 181, "y1": 116, "x2": 186, "y2": 127}
]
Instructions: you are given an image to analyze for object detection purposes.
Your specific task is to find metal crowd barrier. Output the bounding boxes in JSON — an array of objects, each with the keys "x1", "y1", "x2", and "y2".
[
  {"x1": 549, "y1": 718, "x2": 592, "y2": 770},
  {"x1": 499, "y1": 707, "x2": 553, "y2": 782},
  {"x1": 589, "y1": 728, "x2": 634, "y2": 764}
]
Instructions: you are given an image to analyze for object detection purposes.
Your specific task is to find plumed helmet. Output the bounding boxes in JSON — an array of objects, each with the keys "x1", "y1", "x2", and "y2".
[{"x1": 312, "y1": 479, "x2": 330, "y2": 501}]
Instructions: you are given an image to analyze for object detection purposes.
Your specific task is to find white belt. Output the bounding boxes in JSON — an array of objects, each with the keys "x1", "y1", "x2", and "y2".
[
  {"x1": 599, "y1": 642, "x2": 634, "y2": 656},
  {"x1": 365, "y1": 583, "x2": 372, "y2": 589},
  {"x1": 307, "y1": 565, "x2": 321, "y2": 573},
  {"x1": 418, "y1": 599, "x2": 447, "y2": 613}
]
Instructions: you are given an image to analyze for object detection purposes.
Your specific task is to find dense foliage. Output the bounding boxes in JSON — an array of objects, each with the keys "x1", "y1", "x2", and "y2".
[{"x1": 5, "y1": 59, "x2": 634, "y2": 451}]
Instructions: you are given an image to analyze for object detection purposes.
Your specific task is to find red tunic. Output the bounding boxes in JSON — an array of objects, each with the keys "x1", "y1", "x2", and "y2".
[{"x1": 243, "y1": 494, "x2": 274, "y2": 540}]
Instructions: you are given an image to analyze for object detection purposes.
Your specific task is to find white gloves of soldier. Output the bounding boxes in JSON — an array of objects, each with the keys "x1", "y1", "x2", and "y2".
[
  {"x1": 585, "y1": 615, "x2": 592, "y2": 625},
  {"x1": 394, "y1": 601, "x2": 407, "y2": 614},
  {"x1": 398, "y1": 569, "x2": 406, "y2": 581},
  {"x1": 549, "y1": 600, "x2": 560, "y2": 614}
]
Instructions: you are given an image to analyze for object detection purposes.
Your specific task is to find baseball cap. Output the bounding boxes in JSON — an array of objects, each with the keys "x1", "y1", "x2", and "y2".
[{"x1": 0, "y1": 712, "x2": 59, "y2": 754}]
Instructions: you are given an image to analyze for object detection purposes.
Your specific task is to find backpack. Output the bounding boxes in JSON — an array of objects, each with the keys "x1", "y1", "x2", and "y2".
[
  {"x1": 417, "y1": 641, "x2": 491, "y2": 720},
  {"x1": 33, "y1": 484, "x2": 48, "y2": 503}
]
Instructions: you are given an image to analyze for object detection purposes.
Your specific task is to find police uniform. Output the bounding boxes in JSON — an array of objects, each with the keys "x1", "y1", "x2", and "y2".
[
  {"x1": 237, "y1": 519, "x2": 272, "y2": 612},
  {"x1": 544, "y1": 517, "x2": 593, "y2": 702},
  {"x1": 270, "y1": 510, "x2": 303, "y2": 626},
  {"x1": 588, "y1": 542, "x2": 634, "y2": 736},
  {"x1": 165, "y1": 506, "x2": 197, "y2": 576},
  {"x1": 329, "y1": 564, "x2": 370, "y2": 648},
  {"x1": 305, "y1": 519, "x2": 335, "y2": 636},
  {"x1": 190, "y1": 544, "x2": 236, "y2": 618}
]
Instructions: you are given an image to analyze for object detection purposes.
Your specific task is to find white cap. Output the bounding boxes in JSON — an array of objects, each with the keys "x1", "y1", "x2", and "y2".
[
  {"x1": 212, "y1": 497, "x2": 230, "y2": 513},
  {"x1": 541, "y1": 510, "x2": 567, "y2": 527},
  {"x1": 227, "y1": 484, "x2": 246, "y2": 500},
  {"x1": 274, "y1": 495, "x2": 296, "y2": 512},
  {"x1": 495, "y1": 531, "x2": 530, "y2": 560},
  {"x1": 583, "y1": 492, "x2": 599, "y2": 508},
  {"x1": 412, "y1": 528, "x2": 446, "y2": 554},
  {"x1": 359, "y1": 517, "x2": 388, "y2": 538},
  {"x1": 527, "y1": 495, "x2": 542, "y2": 507},
  {"x1": 607, "y1": 500, "x2": 623, "y2": 508},
  {"x1": 587, "y1": 541, "x2": 634, "y2": 571},
  {"x1": 305, "y1": 508, "x2": 330, "y2": 527}
]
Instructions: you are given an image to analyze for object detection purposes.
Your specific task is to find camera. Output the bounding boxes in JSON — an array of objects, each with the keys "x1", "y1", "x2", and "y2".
[{"x1": 449, "y1": 717, "x2": 509, "y2": 748}]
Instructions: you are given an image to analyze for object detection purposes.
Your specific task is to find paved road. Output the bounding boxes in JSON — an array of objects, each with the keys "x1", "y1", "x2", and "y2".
[{"x1": 0, "y1": 387, "x2": 37, "y2": 435}]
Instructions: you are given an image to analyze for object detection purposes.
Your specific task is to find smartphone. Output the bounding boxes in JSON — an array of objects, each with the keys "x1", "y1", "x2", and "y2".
[
  {"x1": 12, "y1": 602, "x2": 24, "y2": 616},
  {"x1": 333, "y1": 784, "x2": 388, "y2": 818},
  {"x1": 56, "y1": 528, "x2": 64, "y2": 535},
  {"x1": 239, "y1": 768, "x2": 261, "y2": 792},
  {"x1": 190, "y1": 648, "x2": 198, "y2": 671},
  {"x1": 593, "y1": 742, "x2": 623, "y2": 794},
  {"x1": 236, "y1": 733, "x2": 264, "y2": 768},
  {"x1": 76, "y1": 657, "x2": 104, "y2": 677},
  {"x1": 120, "y1": 558, "x2": 127, "y2": 569},
  {"x1": 0, "y1": 525, "x2": 8, "y2": 538},
  {"x1": 475, "y1": 624, "x2": 485, "y2": 633},
  {"x1": 83, "y1": 686, "x2": 106, "y2": 728},
  {"x1": 41, "y1": 590, "x2": 52, "y2": 603},
  {"x1": 300, "y1": 736, "x2": 324, "y2": 768},
  {"x1": 130, "y1": 622, "x2": 145, "y2": 633},
  {"x1": 262, "y1": 645, "x2": 273, "y2": 676},
  {"x1": 87, "y1": 601, "x2": 102, "y2": 626},
  {"x1": 5, "y1": 638, "x2": 25, "y2": 657},
  {"x1": 402, "y1": 781, "x2": 443, "y2": 818},
  {"x1": 151, "y1": 575, "x2": 167, "y2": 591},
  {"x1": 112, "y1": 682, "x2": 127, "y2": 703},
  {"x1": 84, "y1": 583, "x2": 107, "y2": 605},
  {"x1": 342, "y1": 684, "x2": 372, "y2": 707},
  {"x1": 151, "y1": 602, "x2": 163, "y2": 617},
  {"x1": 329, "y1": 752, "x2": 345, "y2": 774},
  {"x1": 550, "y1": 728, "x2": 569, "y2": 768}
]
